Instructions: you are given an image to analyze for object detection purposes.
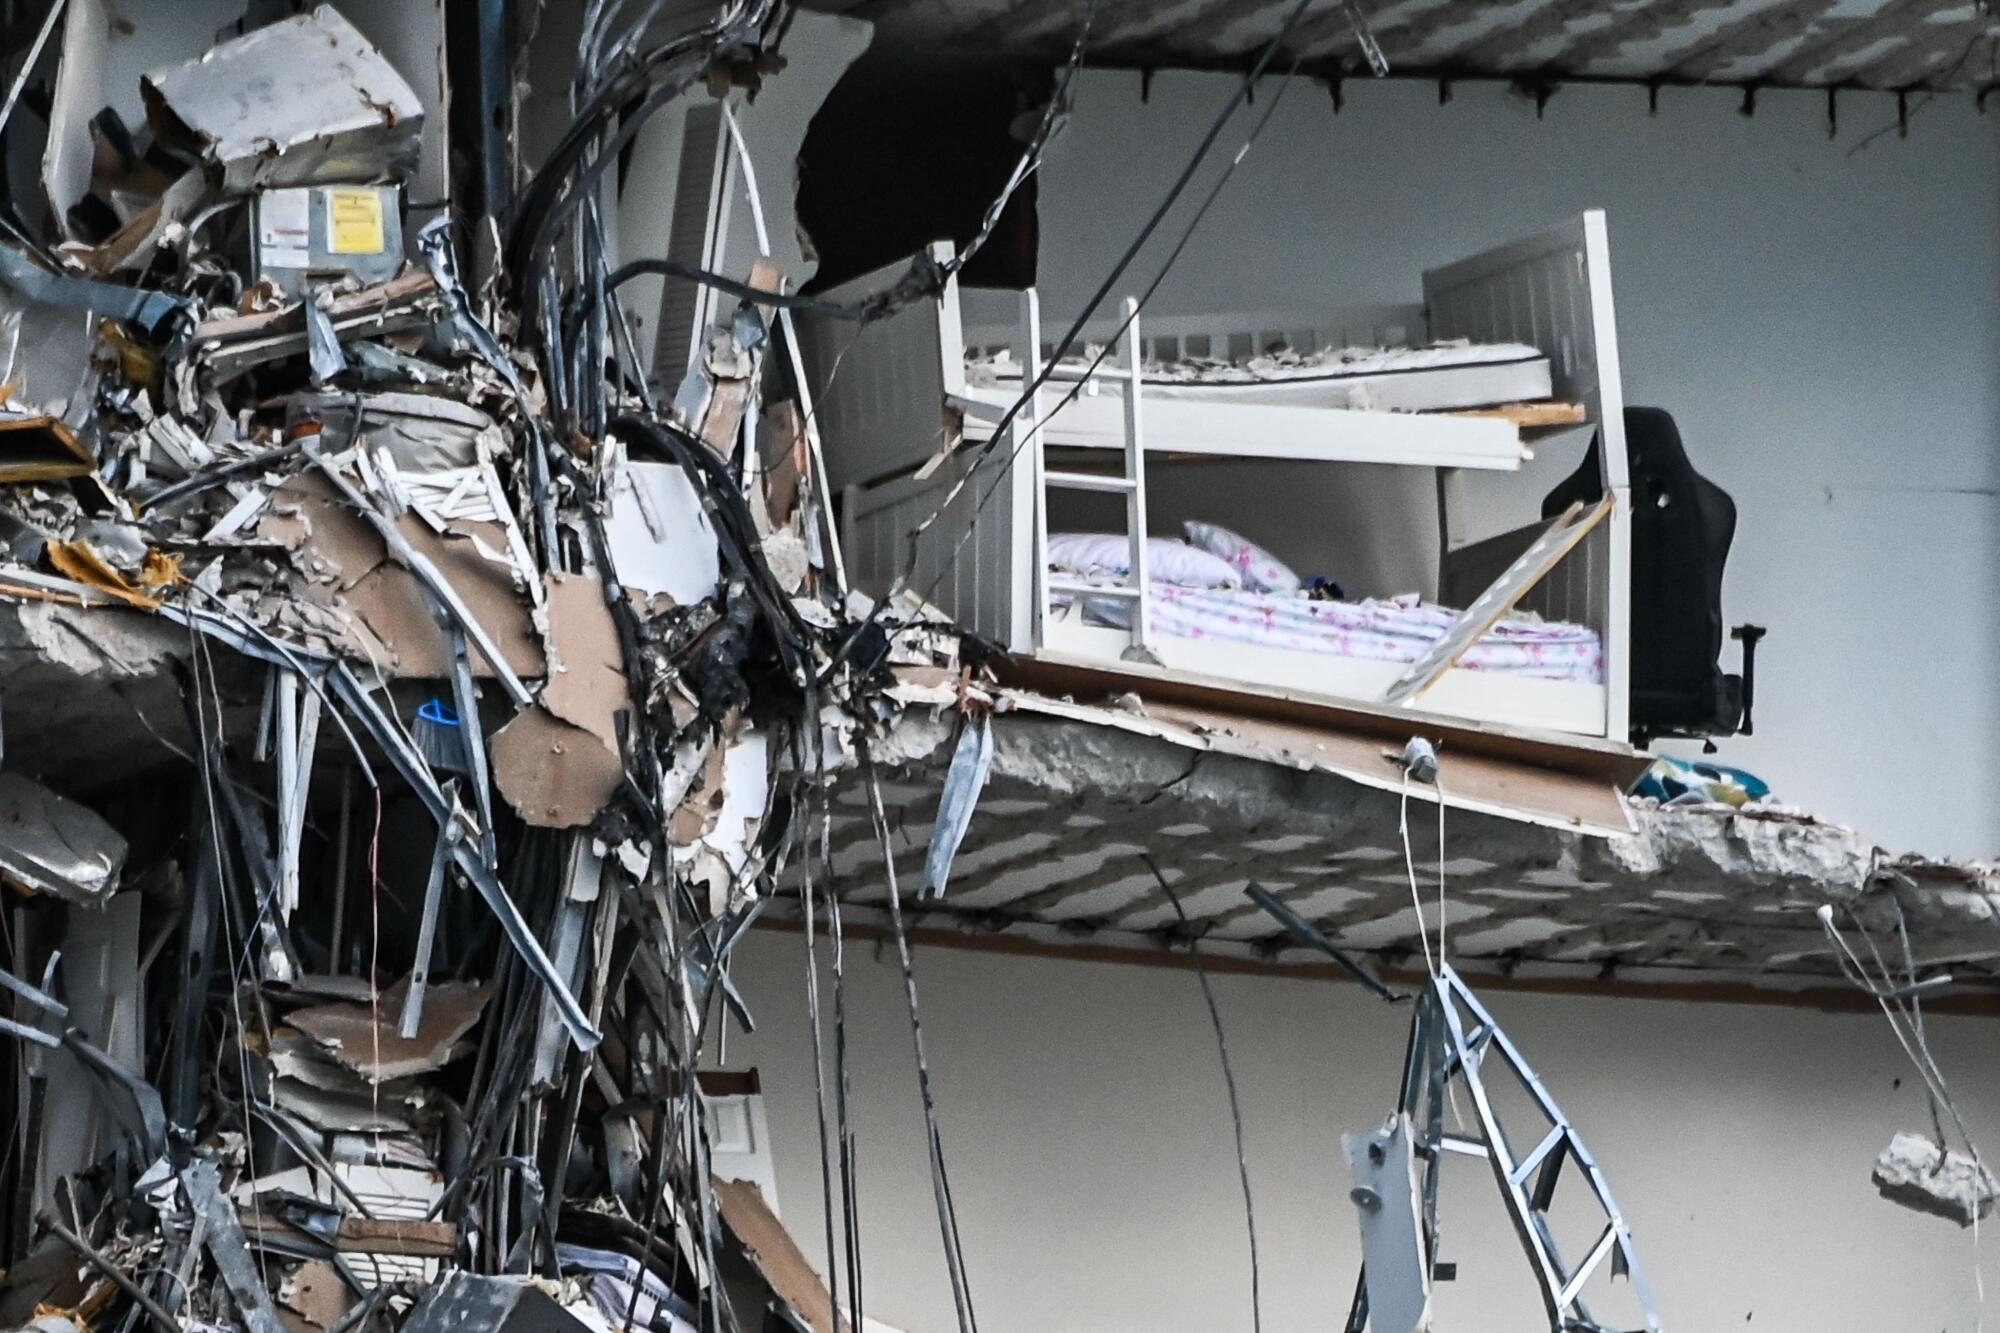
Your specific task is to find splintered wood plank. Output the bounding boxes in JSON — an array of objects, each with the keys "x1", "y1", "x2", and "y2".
[
  {"x1": 1449, "y1": 400, "x2": 1586, "y2": 427},
  {"x1": 1383, "y1": 497, "x2": 1613, "y2": 708}
]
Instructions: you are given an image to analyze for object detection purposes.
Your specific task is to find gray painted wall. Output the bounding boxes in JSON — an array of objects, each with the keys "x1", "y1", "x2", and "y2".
[
  {"x1": 1013, "y1": 71, "x2": 2000, "y2": 860},
  {"x1": 724, "y1": 932, "x2": 2000, "y2": 1333}
]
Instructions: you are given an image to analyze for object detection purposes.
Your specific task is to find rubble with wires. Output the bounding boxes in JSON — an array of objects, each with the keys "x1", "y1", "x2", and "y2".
[{"x1": 0, "y1": 4, "x2": 984, "y2": 1332}]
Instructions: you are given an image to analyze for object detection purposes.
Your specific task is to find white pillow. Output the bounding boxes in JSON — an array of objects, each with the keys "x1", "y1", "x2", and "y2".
[
  {"x1": 1046, "y1": 533, "x2": 1241, "y2": 589},
  {"x1": 1183, "y1": 520, "x2": 1302, "y2": 594}
]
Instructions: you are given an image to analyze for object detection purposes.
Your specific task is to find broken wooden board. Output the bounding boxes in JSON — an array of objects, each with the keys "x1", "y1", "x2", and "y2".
[
  {"x1": 713, "y1": 1177, "x2": 848, "y2": 1333},
  {"x1": 0, "y1": 416, "x2": 93, "y2": 481},
  {"x1": 1383, "y1": 497, "x2": 1612, "y2": 708},
  {"x1": 1449, "y1": 400, "x2": 1586, "y2": 428}
]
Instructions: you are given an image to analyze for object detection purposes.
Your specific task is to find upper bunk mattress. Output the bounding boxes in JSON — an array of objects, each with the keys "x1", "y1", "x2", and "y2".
[{"x1": 967, "y1": 338, "x2": 1553, "y2": 413}]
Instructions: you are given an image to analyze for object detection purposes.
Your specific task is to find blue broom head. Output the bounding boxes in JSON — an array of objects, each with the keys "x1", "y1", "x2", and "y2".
[{"x1": 414, "y1": 697, "x2": 470, "y2": 774}]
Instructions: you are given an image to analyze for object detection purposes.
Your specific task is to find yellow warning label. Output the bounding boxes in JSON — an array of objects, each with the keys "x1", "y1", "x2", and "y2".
[{"x1": 325, "y1": 188, "x2": 385, "y2": 254}]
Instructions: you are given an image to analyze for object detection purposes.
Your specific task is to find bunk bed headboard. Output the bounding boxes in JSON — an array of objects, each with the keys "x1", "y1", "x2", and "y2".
[
  {"x1": 1421, "y1": 209, "x2": 1627, "y2": 462},
  {"x1": 793, "y1": 241, "x2": 964, "y2": 493},
  {"x1": 1424, "y1": 210, "x2": 1632, "y2": 742}
]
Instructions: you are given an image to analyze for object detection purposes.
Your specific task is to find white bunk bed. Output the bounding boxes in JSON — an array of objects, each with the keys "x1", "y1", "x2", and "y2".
[{"x1": 797, "y1": 213, "x2": 1631, "y2": 743}]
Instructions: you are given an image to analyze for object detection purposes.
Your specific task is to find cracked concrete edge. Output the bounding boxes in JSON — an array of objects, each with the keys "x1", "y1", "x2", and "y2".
[
  {"x1": 875, "y1": 694, "x2": 2000, "y2": 936},
  {"x1": 0, "y1": 601, "x2": 192, "y2": 679}
]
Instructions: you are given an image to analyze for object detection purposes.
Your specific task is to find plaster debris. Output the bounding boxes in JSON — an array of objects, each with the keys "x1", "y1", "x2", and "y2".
[
  {"x1": 0, "y1": 5, "x2": 1009, "y2": 1327},
  {"x1": 1873, "y1": 1133, "x2": 1999, "y2": 1228}
]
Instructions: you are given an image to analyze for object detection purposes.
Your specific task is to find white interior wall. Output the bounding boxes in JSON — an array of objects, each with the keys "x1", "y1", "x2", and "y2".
[
  {"x1": 1009, "y1": 72, "x2": 2000, "y2": 859},
  {"x1": 722, "y1": 929, "x2": 2000, "y2": 1333}
]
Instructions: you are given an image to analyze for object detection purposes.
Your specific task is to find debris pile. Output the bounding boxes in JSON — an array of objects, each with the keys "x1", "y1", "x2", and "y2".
[{"x1": 0, "y1": 4, "x2": 971, "y2": 1331}]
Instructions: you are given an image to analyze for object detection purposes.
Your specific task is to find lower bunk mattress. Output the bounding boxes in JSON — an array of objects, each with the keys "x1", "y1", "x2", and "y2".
[{"x1": 1058, "y1": 583, "x2": 1604, "y2": 684}]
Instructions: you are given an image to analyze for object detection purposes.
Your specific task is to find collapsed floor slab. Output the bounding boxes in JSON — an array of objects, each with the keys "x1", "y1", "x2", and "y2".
[
  {"x1": 0, "y1": 601, "x2": 238, "y2": 795},
  {"x1": 812, "y1": 690, "x2": 2000, "y2": 989}
]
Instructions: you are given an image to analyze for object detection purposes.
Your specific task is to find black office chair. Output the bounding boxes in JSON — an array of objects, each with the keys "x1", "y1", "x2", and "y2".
[{"x1": 1542, "y1": 406, "x2": 1764, "y2": 748}]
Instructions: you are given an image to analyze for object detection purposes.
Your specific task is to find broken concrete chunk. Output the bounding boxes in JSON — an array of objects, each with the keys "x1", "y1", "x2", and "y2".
[
  {"x1": 0, "y1": 774, "x2": 128, "y2": 905},
  {"x1": 141, "y1": 6, "x2": 425, "y2": 193},
  {"x1": 1873, "y1": 1131, "x2": 1998, "y2": 1227}
]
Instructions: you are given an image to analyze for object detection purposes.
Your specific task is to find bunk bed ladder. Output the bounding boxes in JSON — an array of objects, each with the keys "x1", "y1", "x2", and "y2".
[{"x1": 1032, "y1": 294, "x2": 1154, "y2": 660}]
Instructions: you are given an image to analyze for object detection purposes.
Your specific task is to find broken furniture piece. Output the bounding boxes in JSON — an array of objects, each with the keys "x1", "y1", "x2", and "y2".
[{"x1": 1343, "y1": 965, "x2": 1661, "y2": 1333}]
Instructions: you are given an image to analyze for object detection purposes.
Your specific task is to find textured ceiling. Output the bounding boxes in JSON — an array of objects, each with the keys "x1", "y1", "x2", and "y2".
[
  {"x1": 844, "y1": 0, "x2": 2000, "y2": 92},
  {"x1": 793, "y1": 697, "x2": 2000, "y2": 995}
]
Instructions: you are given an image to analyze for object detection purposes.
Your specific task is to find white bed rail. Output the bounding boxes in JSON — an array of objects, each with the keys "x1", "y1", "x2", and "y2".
[{"x1": 1442, "y1": 519, "x2": 1612, "y2": 640}]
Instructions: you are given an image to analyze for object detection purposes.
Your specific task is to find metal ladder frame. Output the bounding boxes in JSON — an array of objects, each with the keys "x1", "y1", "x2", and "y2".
[
  {"x1": 1019, "y1": 291, "x2": 1152, "y2": 659},
  {"x1": 1345, "y1": 964, "x2": 1661, "y2": 1333}
]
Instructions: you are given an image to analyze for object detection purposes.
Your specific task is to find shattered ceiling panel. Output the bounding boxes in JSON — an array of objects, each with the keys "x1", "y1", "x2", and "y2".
[
  {"x1": 843, "y1": 0, "x2": 2000, "y2": 91},
  {"x1": 807, "y1": 697, "x2": 2000, "y2": 987}
]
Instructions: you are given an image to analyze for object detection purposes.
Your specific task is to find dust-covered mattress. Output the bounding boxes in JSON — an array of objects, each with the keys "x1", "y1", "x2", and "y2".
[
  {"x1": 1059, "y1": 582, "x2": 1604, "y2": 683},
  {"x1": 968, "y1": 339, "x2": 1553, "y2": 413}
]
